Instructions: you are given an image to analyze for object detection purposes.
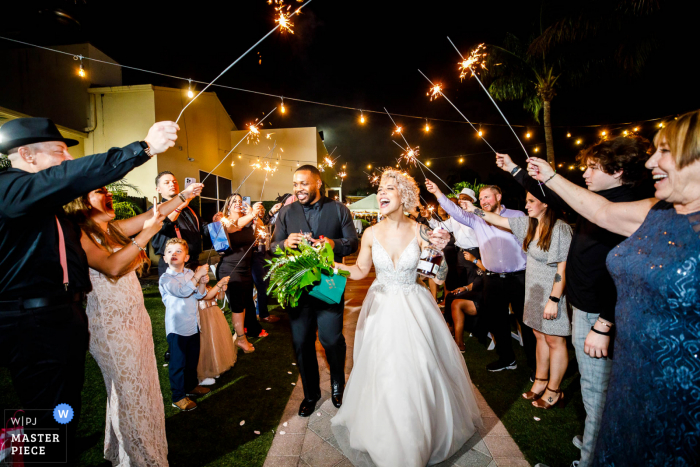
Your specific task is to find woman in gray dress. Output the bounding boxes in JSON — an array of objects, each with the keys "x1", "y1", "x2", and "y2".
[{"x1": 464, "y1": 192, "x2": 572, "y2": 409}]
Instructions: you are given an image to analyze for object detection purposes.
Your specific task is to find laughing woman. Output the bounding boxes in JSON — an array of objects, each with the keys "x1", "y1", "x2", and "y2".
[
  {"x1": 526, "y1": 109, "x2": 700, "y2": 466},
  {"x1": 460, "y1": 192, "x2": 573, "y2": 409},
  {"x1": 65, "y1": 182, "x2": 202, "y2": 466}
]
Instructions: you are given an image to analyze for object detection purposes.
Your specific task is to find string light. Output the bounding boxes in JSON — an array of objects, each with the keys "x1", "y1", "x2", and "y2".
[
  {"x1": 360, "y1": 110, "x2": 365, "y2": 124},
  {"x1": 458, "y1": 157, "x2": 464, "y2": 163},
  {"x1": 525, "y1": 131, "x2": 531, "y2": 139},
  {"x1": 601, "y1": 130, "x2": 607, "y2": 136},
  {"x1": 558, "y1": 163, "x2": 563, "y2": 168},
  {"x1": 568, "y1": 165, "x2": 575, "y2": 170},
  {"x1": 187, "y1": 79, "x2": 194, "y2": 98},
  {"x1": 576, "y1": 139, "x2": 582, "y2": 145},
  {"x1": 623, "y1": 130, "x2": 629, "y2": 135},
  {"x1": 534, "y1": 147, "x2": 539, "y2": 153},
  {"x1": 424, "y1": 119, "x2": 430, "y2": 132},
  {"x1": 478, "y1": 129, "x2": 483, "y2": 137},
  {"x1": 633, "y1": 127, "x2": 639, "y2": 132},
  {"x1": 566, "y1": 132, "x2": 571, "y2": 138},
  {"x1": 280, "y1": 97, "x2": 286, "y2": 114},
  {"x1": 426, "y1": 161, "x2": 431, "y2": 166},
  {"x1": 367, "y1": 164, "x2": 372, "y2": 169},
  {"x1": 75, "y1": 55, "x2": 86, "y2": 78},
  {"x1": 658, "y1": 122, "x2": 664, "y2": 128}
]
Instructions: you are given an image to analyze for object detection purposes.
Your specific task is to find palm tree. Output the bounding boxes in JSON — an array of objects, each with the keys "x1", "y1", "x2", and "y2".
[
  {"x1": 481, "y1": 0, "x2": 660, "y2": 166},
  {"x1": 481, "y1": 33, "x2": 560, "y2": 165}
]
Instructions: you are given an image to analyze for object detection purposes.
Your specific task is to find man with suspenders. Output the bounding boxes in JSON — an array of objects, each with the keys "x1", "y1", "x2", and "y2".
[{"x1": 152, "y1": 171, "x2": 203, "y2": 277}]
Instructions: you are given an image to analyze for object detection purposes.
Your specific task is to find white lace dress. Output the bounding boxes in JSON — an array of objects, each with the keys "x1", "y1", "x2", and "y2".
[
  {"x1": 86, "y1": 257, "x2": 168, "y2": 466},
  {"x1": 331, "y1": 230, "x2": 483, "y2": 467}
]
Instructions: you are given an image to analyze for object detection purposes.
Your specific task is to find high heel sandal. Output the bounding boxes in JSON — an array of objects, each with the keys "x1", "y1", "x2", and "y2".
[
  {"x1": 522, "y1": 377, "x2": 549, "y2": 400},
  {"x1": 235, "y1": 335, "x2": 255, "y2": 353},
  {"x1": 532, "y1": 386, "x2": 564, "y2": 409}
]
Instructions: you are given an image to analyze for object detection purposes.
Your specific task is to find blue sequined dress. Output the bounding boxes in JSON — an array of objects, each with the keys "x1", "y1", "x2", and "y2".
[{"x1": 593, "y1": 201, "x2": 700, "y2": 466}]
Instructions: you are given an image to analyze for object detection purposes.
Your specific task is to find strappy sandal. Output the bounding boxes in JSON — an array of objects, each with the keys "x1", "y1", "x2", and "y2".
[
  {"x1": 235, "y1": 336, "x2": 255, "y2": 353},
  {"x1": 532, "y1": 386, "x2": 564, "y2": 409},
  {"x1": 522, "y1": 377, "x2": 549, "y2": 400}
]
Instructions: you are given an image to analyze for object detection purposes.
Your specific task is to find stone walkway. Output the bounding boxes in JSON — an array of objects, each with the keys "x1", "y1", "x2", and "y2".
[{"x1": 264, "y1": 261, "x2": 529, "y2": 467}]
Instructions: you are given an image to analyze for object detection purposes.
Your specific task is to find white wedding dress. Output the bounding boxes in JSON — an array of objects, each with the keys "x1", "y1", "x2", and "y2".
[{"x1": 331, "y1": 228, "x2": 483, "y2": 467}]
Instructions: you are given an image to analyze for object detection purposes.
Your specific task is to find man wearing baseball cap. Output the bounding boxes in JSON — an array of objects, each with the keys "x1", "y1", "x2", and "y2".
[{"x1": 0, "y1": 117, "x2": 179, "y2": 461}]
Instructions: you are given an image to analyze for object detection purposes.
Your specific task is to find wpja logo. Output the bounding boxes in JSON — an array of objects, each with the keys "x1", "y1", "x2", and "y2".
[{"x1": 1, "y1": 405, "x2": 71, "y2": 464}]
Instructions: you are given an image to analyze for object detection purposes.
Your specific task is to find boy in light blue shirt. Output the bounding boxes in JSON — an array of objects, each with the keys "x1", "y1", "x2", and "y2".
[{"x1": 159, "y1": 238, "x2": 210, "y2": 411}]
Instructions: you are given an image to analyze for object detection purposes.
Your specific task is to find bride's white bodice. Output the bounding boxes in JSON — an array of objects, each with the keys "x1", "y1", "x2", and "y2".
[{"x1": 370, "y1": 236, "x2": 424, "y2": 294}]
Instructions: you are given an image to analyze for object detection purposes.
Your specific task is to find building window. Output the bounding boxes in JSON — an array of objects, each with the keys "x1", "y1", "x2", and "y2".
[{"x1": 199, "y1": 170, "x2": 232, "y2": 249}]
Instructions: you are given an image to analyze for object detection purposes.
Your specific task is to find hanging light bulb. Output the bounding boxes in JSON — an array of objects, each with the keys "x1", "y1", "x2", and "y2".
[
  {"x1": 633, "y1": 127, "x2": 639, "y2": 132},
  {"x1": 601, "y1": 130, "x2": 607, "y2": 136},
  {"x1": 525, "y1": 131, "x2": 531, "y2": 139},
  {"x1": 566, "y1": 132, "x2": 571, "y2": 138},
  {"x1": 296, "y1": 161, "x2": 300, "y2": 167},
  {"x1": 360, "y1": 110, "x2": 365, "y2": 124},
  {"x1": 558, "y1": 163, "x2": 563, "y2": 168},
  {"x1": 424, "y1": 119, "x2": 430, "y2": 132},
  {"x1": 534, "y1": 147, "x2": 539, "y2": 153},
  {"x1": 576, "y1": 139, "x2": 582, "y2": 145},
  {"x1": 426, "y1": 161, "x2": 431, "y2": 166},
  {"x1": 367, "y1": 164, "x2": 372, "y2": 170},
  {"x1": 458, "y1": 157, "x2": 464, "y2": 163},
  {"x1": 187, "y1": 79, "x2": 194, "y2": 99},
  {"x1": 280, "y1": 97, "x2": 286, "y2": 114},
  {"x1": 78, "y1": 62, "x2": 86, "y2": 78},
  {"x1": 658, "y1": 122, "x2": 664, "y2": 128},
  {"x1": 478, "y1": 129, "x2": 483, "y2": 137},
  {"x1": 623, "y1": 130, "x2": 629, "y2": 136}
]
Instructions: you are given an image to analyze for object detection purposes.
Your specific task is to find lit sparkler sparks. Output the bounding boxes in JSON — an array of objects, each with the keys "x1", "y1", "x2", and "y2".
[
  {"x1": 262, "y1": 161, "x2": 277, "y2": 174},
  {"x1": 220, "y1": 216, "x2": 234, "y2": 228},
  {"x1": 458, "y1": 43, "x2": 488, "y2": 80},
  {"x1": 324, "y1": 156, "x2": 335, "y2": 168},
  {"x1": 400, "y1": 147, "x2": 420, "y2": 166},
  {"x1": 364, "y1": 171, "x2": 380, "y2": 186},
  {"x1": 392, "y1": 126, "x2": 403, "y2": 136},
  {"x1": 247, "y1": 124, "x2": 261, "y2": 144},
  {"x1": 274, "y1": 0, "x2": 296, "y2": 34},
  {"x1": 338, "y1": 171, "x2": 347, "y2": 179},
  {"x1": 428, "y1": 83, "x2": 443, "y2": 101}
]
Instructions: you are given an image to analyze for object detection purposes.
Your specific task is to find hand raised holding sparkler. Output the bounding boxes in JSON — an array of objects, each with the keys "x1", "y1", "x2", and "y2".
[
  {"x1": 495, "y1": 153, "x2": 518, "y2": 173},
  {"x1": 144, "y1": 121, "x2": 180, "y2": 154},
  {"x1": 526, "y1": 157, "x2": 556, "y2": 183},
  {"x1": 424, "y1": 179, "x2": 444, "y2": 198}
]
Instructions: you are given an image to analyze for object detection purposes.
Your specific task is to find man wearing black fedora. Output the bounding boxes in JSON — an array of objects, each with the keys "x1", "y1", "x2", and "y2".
[{"x1": 0, "y1": 117, "x2": 179, "y2": 462}]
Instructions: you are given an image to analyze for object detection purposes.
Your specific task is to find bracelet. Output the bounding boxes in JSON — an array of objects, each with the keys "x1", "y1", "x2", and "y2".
[
  {"x1": 175, "y1": 209, "x2": 182, "y2": 213},
  {"x1": 131, "y1": 239, "x2": 146, "y2": 252},
  {"x1": 597, "y1": 318, "x2": 614, "y2": 328},
  {"x1": 548, "y1": 295, "x2": 560, "y2": 303},
  {"x1": 510, "y1": 166, "x2": 520, "y2": 175},
  {"x1": 543, "y1": 171, "x2": 557, "y2": 185},
  {"x1": 590, "y1": 326, "x2": 611, "y2": 336},
  {"x1": 178, "y1": 192, "x2": 187, "y2": 203}
]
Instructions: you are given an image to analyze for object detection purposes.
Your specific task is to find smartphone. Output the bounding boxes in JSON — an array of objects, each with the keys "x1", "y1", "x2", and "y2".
[{"x1": 185, "y1": 177, "x2": 196, "y2": 189}]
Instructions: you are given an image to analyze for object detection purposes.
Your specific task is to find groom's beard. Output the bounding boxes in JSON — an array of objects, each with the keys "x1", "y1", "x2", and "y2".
[{"x1": 296, "y1": 186, "x2": 319, "y2": 205}]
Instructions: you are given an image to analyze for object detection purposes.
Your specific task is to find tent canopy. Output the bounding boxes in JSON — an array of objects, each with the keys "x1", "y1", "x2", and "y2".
[{"x1": 348, "y1": 193, "x2": 379, "y2": 212}]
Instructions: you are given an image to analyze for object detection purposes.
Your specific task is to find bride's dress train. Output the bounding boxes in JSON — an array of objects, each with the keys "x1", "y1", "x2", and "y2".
[{"x1": 331, "y1": 231, "x2": 483, "y2": 467}]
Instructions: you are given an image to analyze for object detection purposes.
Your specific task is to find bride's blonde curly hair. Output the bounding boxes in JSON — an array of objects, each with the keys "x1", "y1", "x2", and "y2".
[{"x1": 380, "y1": 168, "x2": 420, "y2": 212}]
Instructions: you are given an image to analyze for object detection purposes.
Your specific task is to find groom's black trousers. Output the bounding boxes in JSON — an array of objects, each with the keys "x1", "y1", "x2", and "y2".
[{"x1": 288, "y1": 294, "x2": 346, "y2": 400}]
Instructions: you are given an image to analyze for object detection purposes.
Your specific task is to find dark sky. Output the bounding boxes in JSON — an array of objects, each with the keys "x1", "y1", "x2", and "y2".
[{"x1": 3, "y1": 0, "x2": 699, "y2": 203}]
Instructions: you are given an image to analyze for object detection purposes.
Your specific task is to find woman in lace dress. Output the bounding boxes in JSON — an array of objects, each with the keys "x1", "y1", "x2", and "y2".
[
  {"x1": 331, "y1": 169, "x2": 482, "y2": 467},
  {"x1": 65, "y1": 182, "x2": 202, "y2": 466}
]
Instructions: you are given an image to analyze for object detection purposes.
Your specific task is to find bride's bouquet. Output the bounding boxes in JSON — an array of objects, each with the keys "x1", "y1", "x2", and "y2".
[{"x1": 265, "y1": 241, "x2": 350, "y2": 308}]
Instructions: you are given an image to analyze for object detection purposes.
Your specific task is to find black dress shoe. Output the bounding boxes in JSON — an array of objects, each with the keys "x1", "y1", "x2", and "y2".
[
  {"x1": 331, "y1": 380, "x2": 344, "y2": 408},
  {"x1": 298, "y1": 397, "x2": 320, "y2": 417}
]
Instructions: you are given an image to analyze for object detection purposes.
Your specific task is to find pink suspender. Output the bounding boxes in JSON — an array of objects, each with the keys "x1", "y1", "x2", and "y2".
[{"x1": 55, "y1": 216, "x2": 69, "y2": 289}]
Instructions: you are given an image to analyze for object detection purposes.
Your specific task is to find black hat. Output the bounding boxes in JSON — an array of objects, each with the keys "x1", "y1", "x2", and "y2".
[{"x1": 0, "y1": 118, "x2": 79, "y2": 154}]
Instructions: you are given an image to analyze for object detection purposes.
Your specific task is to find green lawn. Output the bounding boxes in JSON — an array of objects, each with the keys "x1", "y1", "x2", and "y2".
[
  {"x1": 462, "y1": 331, "x2": 585, "y2": 467},
  {"x1": 0, "y1": 284, "x2": 296, "y2": 467}
]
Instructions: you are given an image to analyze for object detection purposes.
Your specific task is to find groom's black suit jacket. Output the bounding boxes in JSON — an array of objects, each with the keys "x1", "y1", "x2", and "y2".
[{"x1": 271, "y1": 196, "x2": 359, "y2": 263}]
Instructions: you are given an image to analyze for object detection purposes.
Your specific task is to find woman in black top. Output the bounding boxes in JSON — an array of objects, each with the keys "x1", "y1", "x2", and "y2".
[{"x1": 214, "y1": 194, "x2": 266, "y2": 353}]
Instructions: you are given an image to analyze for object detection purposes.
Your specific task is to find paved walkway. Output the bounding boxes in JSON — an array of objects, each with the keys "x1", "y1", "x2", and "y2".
[{"x1": 264, "y1": 259, "x2": 529, "y2": 467}]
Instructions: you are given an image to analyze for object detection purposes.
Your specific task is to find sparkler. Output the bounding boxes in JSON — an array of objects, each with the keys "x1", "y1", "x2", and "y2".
[
  {"x1": 232, "y1": 142, "x2": 277, "y2": 194},
  {"x1": 200, "y1": 107, "x2": 276, "y2": 184},
  {"x1": 175, "y1": 0, "x2": 313, "y2": 124},
  {"x1": 458, "y1": 43, "x2": 488, "y2": 80},
  {"x1": 447, "y1": 37, "x2": 531, "y2": 163},
  {"x1": 247, "y1": 124, "x2": 262, "y2": 144},
  {"x1": 259, "y1": 159, "x2": 277, "y2": 202},
  {"x1": 364, "y1": 171, "x2": 380, "y2": 186},
  {"x1": 428, "y1": 83, "x2": 443, "y2": 101}
]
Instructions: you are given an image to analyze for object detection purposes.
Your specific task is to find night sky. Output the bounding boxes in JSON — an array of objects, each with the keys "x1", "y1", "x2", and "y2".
[{"x1": 2, "y1": 0, "x2": 699, "y2": 205}]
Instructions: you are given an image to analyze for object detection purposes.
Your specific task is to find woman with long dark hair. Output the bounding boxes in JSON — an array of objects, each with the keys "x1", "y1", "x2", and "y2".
[
  {"x1": 463, "y1": 192, "x2": 573, "y2": 408},
  {"x1": 64, "y1": 182, "x2": 203, "y2": 465},
  {"x1": 214, "y1": 194, "x2": 266, "y2": 353}
]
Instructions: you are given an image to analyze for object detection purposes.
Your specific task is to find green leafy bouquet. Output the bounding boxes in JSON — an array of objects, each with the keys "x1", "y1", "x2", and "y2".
[{"x1": 265, "y1": 241, "x2": 350, "y2": 308}]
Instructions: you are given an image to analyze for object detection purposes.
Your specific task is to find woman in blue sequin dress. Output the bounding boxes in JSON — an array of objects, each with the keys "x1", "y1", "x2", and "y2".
[{"x1": 526, "y1": 110, "x2": 700, "y2": 466}]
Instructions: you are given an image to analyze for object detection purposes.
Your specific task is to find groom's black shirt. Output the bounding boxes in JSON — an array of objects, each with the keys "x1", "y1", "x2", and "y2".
[{"x1": 272, "y1": 196, "x2": 359, "y2": 262}]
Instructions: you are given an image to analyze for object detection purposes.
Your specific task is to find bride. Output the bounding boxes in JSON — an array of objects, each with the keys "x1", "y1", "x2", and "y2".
[{"x1": 331, "y1": 169, "x2": 483, "y2": 467}]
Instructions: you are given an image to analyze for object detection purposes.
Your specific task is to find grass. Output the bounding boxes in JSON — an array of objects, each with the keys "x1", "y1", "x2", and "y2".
[
  {"x1": 461, "y1": 329, "x2": 585, "y2": 467},
  {"x1": 0, "y1": 284, "x2": 296, "y2": 467}
]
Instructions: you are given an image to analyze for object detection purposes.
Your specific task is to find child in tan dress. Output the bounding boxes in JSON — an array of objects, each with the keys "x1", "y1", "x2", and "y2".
[{"x1": 197, "y1": 278, "x2": 238, "y2": 383}]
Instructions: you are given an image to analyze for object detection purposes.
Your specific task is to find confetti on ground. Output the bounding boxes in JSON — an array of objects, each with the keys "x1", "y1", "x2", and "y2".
[
  {"x1": 534, "y1": 417, "x2": 541, "y2": 421},
  {"x1": 283, "y1": 422, "x2": 288, "y2": 427},
  {"x1": 240, "y1": 420, "x2": 245, "y2": 426},
  {"x1": 316, "y1": 412, "x2": 322, "y2": 417},
  {"x1": 254, "y1": 431, "x2": 260, "y2": 435},
  {"x1": 287, "y1": 371, "x2": 292, "y2": 374},
  {"x1": 280, "y1": 431, "x2": 286, "y2": 435}
]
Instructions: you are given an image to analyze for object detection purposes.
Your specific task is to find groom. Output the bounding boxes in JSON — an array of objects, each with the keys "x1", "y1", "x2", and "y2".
[{"x1": 271, "y1": 165, "x2": 359, "y2": 416}]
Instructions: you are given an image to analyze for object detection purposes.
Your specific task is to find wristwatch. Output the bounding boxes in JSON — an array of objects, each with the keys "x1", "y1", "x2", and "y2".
[
  {"x1": 472, "y1": 258, "x2": 478, "y2": 264},
  {"x1": 139, "y1": 141, "x2": 153, "y2": 157}
]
